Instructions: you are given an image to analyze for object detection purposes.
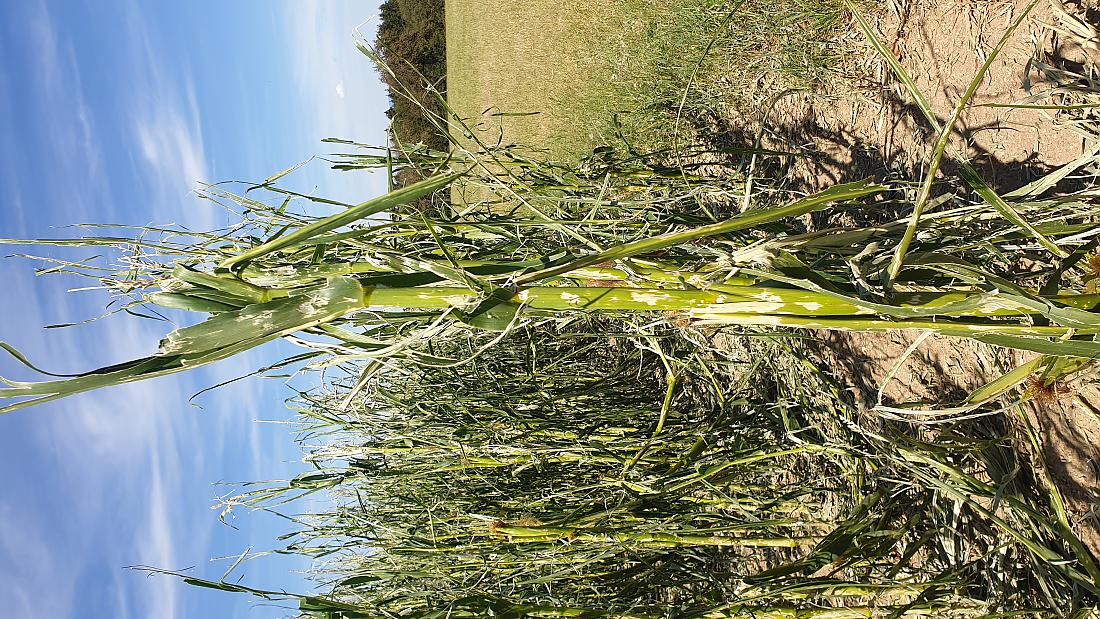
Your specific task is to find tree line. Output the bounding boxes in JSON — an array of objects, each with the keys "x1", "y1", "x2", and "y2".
[{"x1": 375, "y1": 0, "x2": 447, "y2": 152}]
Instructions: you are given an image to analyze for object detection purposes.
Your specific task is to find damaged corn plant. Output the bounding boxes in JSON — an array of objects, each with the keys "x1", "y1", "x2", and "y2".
[
  {"x1": 4, "y1": 3, "x2": 1100, "y2": 616},
  {"x1": 2, "y1": 137, "x2": 1100, "y2": 413},
  {"x1": 195, "y1": 325, "x2": 1098, "y2": 617},
  {"x1": 3, "y1": 0, "x2": 1099, "y2": 411}
]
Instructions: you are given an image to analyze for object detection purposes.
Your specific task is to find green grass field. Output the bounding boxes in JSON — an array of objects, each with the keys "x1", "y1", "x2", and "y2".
[
  {"x1": 445, "y1": 0, "x2": 855, "y2": 160},
  {"x1": 444, "y1": 0, "x2": 633, "y2": 159}
]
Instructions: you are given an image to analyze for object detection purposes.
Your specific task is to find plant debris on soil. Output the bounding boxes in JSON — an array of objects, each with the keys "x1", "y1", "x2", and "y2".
[{"x1": 734, "y1": 0, "x2": 1100, "y2": 557}]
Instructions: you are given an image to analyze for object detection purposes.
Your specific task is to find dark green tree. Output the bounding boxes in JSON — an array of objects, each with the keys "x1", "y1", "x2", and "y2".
[{"x1": 375, "y1": 0, "x2": 447, "y2": 154}]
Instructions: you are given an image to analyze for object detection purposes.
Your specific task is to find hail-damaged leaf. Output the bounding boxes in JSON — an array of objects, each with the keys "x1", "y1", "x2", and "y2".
[{"x1": 158, "y1": 277, "x2": 365, "y2": 355}]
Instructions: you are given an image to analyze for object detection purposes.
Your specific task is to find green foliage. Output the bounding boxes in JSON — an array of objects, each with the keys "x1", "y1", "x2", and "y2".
[
  {"x1": 213, "y1": 323, "x2": 1099, "y2": 616},
  {"x1": 376, "y1": 0, "x2": 448, "y2": 152},
  {"x1": 591, "y1": 0, "x2": 859, "y2": 150}
]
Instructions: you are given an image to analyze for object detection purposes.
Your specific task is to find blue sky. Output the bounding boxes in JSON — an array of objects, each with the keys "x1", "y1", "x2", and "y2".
[{"x1": 0, "y1": 2, "x2": 389, "y2": 617}]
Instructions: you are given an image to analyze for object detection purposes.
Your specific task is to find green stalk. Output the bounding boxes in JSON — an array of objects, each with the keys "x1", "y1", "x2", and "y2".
[
  {"x1": 7, "y1": 276, "x2": 1095, "y2": 411},
  {"x1": 492, "y1": 525, "x2": 822, "y2": 548},
  {"x1": 361, "y1": 284, "x2": 1096, "y2": 318}
]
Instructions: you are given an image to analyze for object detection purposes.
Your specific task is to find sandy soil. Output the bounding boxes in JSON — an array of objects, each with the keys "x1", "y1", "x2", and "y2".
[
  {"x1": 760, "y1": 0, "x2": 1100, "y2": 553},
  {"x1": 779, "y1": 0, "x2": 1092, "y2": 192}
]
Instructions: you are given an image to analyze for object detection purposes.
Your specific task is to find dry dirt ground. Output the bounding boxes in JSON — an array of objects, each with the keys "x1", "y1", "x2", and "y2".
[
  {"x1": 763, "y1": 0, "x2": 1100, "y2": 552},
  {"x1": 779, "y1": 0, "x2": 1098, "y2": 191}
]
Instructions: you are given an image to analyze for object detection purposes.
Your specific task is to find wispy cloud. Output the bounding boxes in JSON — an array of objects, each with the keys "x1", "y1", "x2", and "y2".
[
  {"x1": 123, "y1": 6, "x2": 215, "y2": 233},
  {"x1": 20, "y1": 0, "x2": 107, "y2": 224},
  {"x1": 138, "y1": 458, "x2": 180, "y2": 619},
  {"x1": 0, "y1": 501, "x2": 74, "y2": 618},
  {"x1": 131, "y1": 82, "x2": 211, "y2": 229}
]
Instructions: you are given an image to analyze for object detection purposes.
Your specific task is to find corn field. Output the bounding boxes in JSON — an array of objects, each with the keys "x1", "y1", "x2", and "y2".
[{"x1": 4, "y1": 2, "x2": 1100, "y2": 617}]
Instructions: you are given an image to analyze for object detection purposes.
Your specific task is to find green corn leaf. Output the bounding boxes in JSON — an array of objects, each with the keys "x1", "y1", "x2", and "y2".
[
  {"x1": 158, "y1": 277, "x2": 365, "y2": 355},
  {"x1": 515, "y1": 179, "x2": 885, "y2": 285},
  {"x1": 220, "y1": 172, "x2": 461, "y2": 271}
]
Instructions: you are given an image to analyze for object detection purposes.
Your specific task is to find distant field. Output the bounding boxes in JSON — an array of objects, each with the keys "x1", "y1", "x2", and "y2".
[
  {"x1": 444, "y1": 0, "x2": 634, "y2": 161},
  {"x1": 445, "y1": 0, "x2": 855, "y2": 163}
]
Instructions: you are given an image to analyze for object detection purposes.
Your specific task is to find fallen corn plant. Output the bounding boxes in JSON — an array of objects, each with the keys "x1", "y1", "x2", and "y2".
[
  {"x1": 189, "y1": 325, "x2": 1097, "y2": 616},
  {"x1": 2, "y1": 139, "x2": 1100, "y2": 413},
  {"x1": 9, "y1": 0, "x2": 1100, "y2": 412},
  {"x1": 11, "y1": 142, "x2": 1092, "y2": 610}
]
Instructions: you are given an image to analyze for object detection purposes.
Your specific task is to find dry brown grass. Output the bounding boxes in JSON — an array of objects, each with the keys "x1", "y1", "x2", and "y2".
[
  {"x1": 445, "y1": 0, "x2": 859, "y2": 162},
  {"x1": 445, "y1": 0, "x2": 634, "y2": 160}
]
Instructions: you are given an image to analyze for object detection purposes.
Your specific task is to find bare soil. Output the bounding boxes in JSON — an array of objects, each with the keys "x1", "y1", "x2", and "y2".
[
  {"x1": 759, "y1": 0, "x2": 1100, "y2": 553},
  {"x1": 779, "y1": 0, "x2": 1090, "y2": 193}
]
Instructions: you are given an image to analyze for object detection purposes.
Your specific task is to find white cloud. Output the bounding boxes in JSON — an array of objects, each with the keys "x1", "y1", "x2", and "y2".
[
  {"x1": 124, "y1": 7, "x2": 215, "y2": 233},
  {"x1": 25, "y1": 0, "x2": 62, "y2": 98},
  {"x1": 138, "y1": 458, "x2": 180, "y2": 619},
  {"x1": 22, "y1": 0, "x2": 108, "y2": 222},
  {"x1": 133, "y1": 83, "x2": 209, "y2": 215}
]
